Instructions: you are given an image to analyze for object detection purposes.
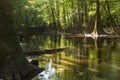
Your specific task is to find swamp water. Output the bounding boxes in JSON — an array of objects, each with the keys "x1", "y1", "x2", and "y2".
[{"x1": 20, "y1": 35, "x2": 120, "y2": 80}]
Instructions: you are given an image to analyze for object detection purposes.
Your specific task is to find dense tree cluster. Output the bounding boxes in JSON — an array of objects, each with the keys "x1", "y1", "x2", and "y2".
[
  {"x1": 13, "y1": 0, "x2": 120, "y2": 34},
  {"x1": 0, "y1": 0, "x2": 120, "y2": 79}
]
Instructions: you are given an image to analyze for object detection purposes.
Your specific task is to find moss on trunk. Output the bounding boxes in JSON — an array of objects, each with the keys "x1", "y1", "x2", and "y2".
[{"x1": 0, "y1": 0, "x2": 38, "y2": 79}]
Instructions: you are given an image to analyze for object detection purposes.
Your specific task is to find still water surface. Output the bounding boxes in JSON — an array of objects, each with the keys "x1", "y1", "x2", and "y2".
[{"x1": 20, "y1": 35, "x2": 120, "y2": 80}]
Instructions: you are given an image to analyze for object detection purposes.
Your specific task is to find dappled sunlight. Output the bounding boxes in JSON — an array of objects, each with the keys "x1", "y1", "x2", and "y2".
[
  {"x1": 1, "y1": 0, "x2": 120, "y2": 79},
  {"x1": 111, "y1": 65, "x2": 120, "y2": 71},
  {"x1": 43, "y1": 54, "x2": 54, "y2": 57},
  {"x1": 62, "y1": 56, "x2": 88, "y2": 64},
  {"x1": 39, "y1": 61, "x2": 73, "y2": 74},
  {"x1": 52, "y1": 63, "x2": 73, "y2": 71},
  {"x1": 55, "y1": 68, "x2": 64, "y2": 74},
  {"x1": 60, "y1": 60, "x2": 75, "y2": 66},
  {"x1": 21, "y1": 34, "x2": 120, "y2": 80}
]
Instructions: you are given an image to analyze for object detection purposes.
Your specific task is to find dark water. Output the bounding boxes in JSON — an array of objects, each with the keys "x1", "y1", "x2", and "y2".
[{"x1": 20, "y1": 35, "x2": 120, "y2": 80}]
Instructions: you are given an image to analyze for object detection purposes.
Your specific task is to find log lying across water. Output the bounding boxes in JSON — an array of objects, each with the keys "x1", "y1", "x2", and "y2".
[{"x1": 25, "y1": 47, "x2": 68, "y2": 56}]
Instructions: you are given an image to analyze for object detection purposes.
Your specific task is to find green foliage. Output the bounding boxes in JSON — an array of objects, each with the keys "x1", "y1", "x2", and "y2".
[{"x1": 13, "y1": 0, "x2": 120, "y2": 33}]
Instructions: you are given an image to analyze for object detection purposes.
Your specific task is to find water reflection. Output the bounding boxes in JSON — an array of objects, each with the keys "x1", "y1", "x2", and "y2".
[
  {"x1": 36, "y1": 60, "x2": 55, "y2": 80},
  {"x1": 20, "y1": 35, "x2": 120, "y2": 80}
]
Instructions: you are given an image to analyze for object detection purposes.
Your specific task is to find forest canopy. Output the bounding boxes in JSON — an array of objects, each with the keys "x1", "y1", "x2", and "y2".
[{"x1": 13, "y1": 0, "x2": 120, "y2": 34}]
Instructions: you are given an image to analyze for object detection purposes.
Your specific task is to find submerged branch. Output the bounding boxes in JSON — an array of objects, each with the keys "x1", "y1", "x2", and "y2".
[{"x1": 25, "y1": 47, "x2": 68, "y2": 56}]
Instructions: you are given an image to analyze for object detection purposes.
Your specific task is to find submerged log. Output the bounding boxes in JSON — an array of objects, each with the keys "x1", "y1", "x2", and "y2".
[{"x1": 25, "y1": 47, "x2": 68, "y2": 56}]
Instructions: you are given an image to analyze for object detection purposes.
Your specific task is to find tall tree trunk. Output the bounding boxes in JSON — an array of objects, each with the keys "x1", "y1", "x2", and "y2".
[
  {"x1": 49, "y1": 0, "x2": 56, "y2": 31},
  {"x1": 62, "y1": 0, "x2": 67, "y2": 27},
  {"x1": 82, "y1": 0, "x2": 88, "y2": 33},
  {"x1": 77, "y1": 0, "x2": 81, "y2": 27},
  {"x1": 0, "y1": 0, "x2": 35, "y2": 79},
  {"x1": 55, "y1": 0, "x2": 61, "y2": 32},
  {"x1": 96, "y1": 0, "x2": 101, "y2": 34},
  {"x1": 71, "y1": 0, "x2": 75, "y2": 27},
  {"x1": 93, "y1": 0, "x2": 101, "y2": 35}
]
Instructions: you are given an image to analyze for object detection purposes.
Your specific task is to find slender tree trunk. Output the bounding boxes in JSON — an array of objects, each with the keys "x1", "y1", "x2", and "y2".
[
  {"x1": 51, "y1": 9, "x2": 56, "y2": 31},
  {"x1": 71, "y1": 0, "x2": 75, "y2": 27},
  {"x1": 66, "y1": 8, "x2": 71, "y2": 27},
  {"x1": 62, "y1": 1, "x2": 67, "y2": 27},
  {"x1": 82, "y1": 0, "x2": 88, "y2": 33},
  {"x1": 93, "y1": 0, "x2": 101, "y2": 35},
  {"x1": 77, "y1": 0, "x2": 81, "y2": 27},
  {"x1": 55, "y1": 0, "x2": 61, "y2": 32},
  {"x1": 97, "y1": 0, "x2": 101, "y2": 32},
  {"x1": 0, "y1": 0, "x2": 35, "y2": 79},
  {"x1": 49, "y1": 0, "x2": 56, "y2": 31}
]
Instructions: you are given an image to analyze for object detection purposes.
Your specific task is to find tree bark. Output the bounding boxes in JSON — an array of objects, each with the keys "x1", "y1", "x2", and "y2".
[
  {"x1": 95, "y1": 0, "x2": 101, "y2": 34},
  {"x1": 91, "y1": 0, "x2": 101, "y2": 35},
  {"x1": 0, "y1": 0, "x2": 35, "y2": 79}
]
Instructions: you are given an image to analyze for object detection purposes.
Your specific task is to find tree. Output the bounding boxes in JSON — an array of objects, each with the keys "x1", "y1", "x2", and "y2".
[
  {"x1": 96, "y1": 0, "x2": 101, "y2": 34},
  {"x1": 0, "y1": 0, "x2": 35, "y2": 79},
  {"x1": 91, "y1": 0, "x2": 101, "y2": 35},
  {"x1": 82, "y1": 0, "x2": 88, "y2": 32}
]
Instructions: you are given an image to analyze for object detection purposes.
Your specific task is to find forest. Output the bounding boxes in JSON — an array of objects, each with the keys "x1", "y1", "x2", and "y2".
[
  {"x1": 0, "y1": 0, "x2": 120, "y2": 80},
  {"x1": 13, "y1": 0, "x2": 120, "y2": 35}
]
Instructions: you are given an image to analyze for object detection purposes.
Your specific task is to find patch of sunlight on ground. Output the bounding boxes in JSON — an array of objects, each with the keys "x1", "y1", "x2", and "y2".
[{"x1": 39, "y1": 61, "x2": 73, "y2": 74}]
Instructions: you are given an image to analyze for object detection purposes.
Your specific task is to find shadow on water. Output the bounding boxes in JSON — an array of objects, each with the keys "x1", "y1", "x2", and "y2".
[{"x1": 19, "y1": 34, "x2": 120, "y2": 80}]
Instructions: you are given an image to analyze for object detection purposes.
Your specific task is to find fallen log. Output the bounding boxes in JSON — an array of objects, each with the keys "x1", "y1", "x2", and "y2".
[{"x1": 25, "y1": 47, "x2": 68, "y2": 56}]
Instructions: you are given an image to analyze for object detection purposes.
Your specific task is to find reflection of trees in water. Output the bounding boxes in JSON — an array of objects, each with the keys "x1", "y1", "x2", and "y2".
[
  {"x1": 20, "y1": 35, "x2": 48, "y2": 50},
  {"x1": 20, "y1": 35, "x2": 63, "y2": 50},
  {"x1": 72, "y1": 37, "x2": 120, "y2": 63},
  {"x1": 50, "y1": 35, "x2": 62, "y2": 48},
  {"x1": 96, "y1": 37, "x2": 120, "y2": 80},
  {"x1": 25, "y1": 35, "x2": 120, "y2": 80},
  {"x1": 106, "y1": 38, "x2": 119, "y2": 49},
  {"x1": 66, "y1": 36, "x2": 120, "y2": 67}
]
